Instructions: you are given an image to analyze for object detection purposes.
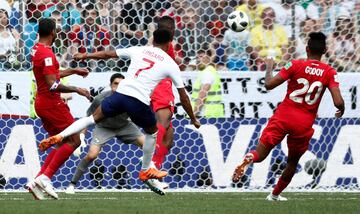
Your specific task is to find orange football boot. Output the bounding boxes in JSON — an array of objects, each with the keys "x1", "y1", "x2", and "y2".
[
  {"x1": 232, "y1": 153, "x2": 254, "y2": 182},
  {"x1": 39, "y1": 135, "x2": 63, "y2": 151},
  {"x1": 139, "y1": 168, "x2": 168, "y2": 181}
]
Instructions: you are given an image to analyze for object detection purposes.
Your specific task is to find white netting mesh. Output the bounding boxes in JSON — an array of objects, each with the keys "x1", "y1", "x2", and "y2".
[{"x1": 0, "y1": 0, "x2": 359, "y2": 191}]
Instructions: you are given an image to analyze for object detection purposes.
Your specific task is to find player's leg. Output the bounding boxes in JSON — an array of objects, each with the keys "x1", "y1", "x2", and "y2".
[
  {"x1": 66, "y1": 144, "x2": 102, "y2": 194},
  {"x1": 267, "y1": 128, "x2": 314, "y2": 201},
  {"x1": 115, "y1": 122, "x2": 165, "y2": 195},
  {"x1": 40, "y1": 91, "x2": 139, "y2": 151},
  {"x1": 232, "y1": 142, "x2": 272, "y2": 182},
  {"x1": 152, "y1": 107, "x2": 173, "y2": 169},
  {"x1": 36, "y1": 134, "x2": 80, "y2": 199},
  {"x1": 36, "y1": 148, "x2": 58, "y2": 177},
  {"x1": 31, "y1": 104, "x2": 76, "y2": 199},
  {"x1": 267, "y1": 152, "x2": 302, "y2": 201},
  {"x1": 120, "y1": 95, "x2": 167, "y2": 181},
  {"x1": 233, "y1": 117, "x2": 286, "y2": 182}
]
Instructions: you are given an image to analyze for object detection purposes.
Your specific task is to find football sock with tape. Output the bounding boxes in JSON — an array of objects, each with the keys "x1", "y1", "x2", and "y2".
[
  {"x1": 71, "y1": 158, "x2": 91, "y2": 185},
  {"x1": 36, "y1": 148, "x2": 57, "y2": 177},
  {"x1": 59, "y1": 115, "x2": 95, "y2": 138},
  {"x1": 249, "y1": 150, "x2": 259, "y2": 162},
  {"x1": 152, "y1": 124, "x2": 169, "y2": 169},
  {"x1": 272, "y1": 177, "x2": 291, "y2": 196},
  {"x1": 43, "y1": 143, "x2": 75, "y2": 178},
  {"x1": 141, "y1": 132, "x2": 157, "y2": 171}
]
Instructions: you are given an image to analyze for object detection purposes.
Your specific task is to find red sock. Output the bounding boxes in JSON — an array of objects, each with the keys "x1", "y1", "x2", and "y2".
[
  {"x1": 43, "y1": 143, "x2": 75, "y2": 179},
  {"x1": 36, "y1": 149, "x2": 57, "y2": 177},
  {"x1": 272, "y1": 177, "x2": 291, "y2": 196},
  {"x1": 249, "y1": 150, "x2": 259, "y2": 162},
  {"x1": 152, "y1": 123, "x2": 169, "y2": 169}
]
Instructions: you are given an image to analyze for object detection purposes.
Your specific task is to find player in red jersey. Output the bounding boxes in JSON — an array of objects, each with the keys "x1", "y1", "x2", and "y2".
[
  {"x1": 151, "y1": 16, "x2": 177, "y2": 170},
  {"x1": 232, "y1": 32, "x2": 345, "y2": 201},
  {"x1": 142, "y1": 16, "x2": 178, "y2": 194},
  {"x1": 26, "y1": 18, "x2": 90, "y2": 200}
]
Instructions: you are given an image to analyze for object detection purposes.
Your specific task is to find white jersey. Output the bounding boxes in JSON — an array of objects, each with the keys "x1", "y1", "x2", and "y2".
[{"x1": 115, "y1": 46, "x2": 184, "y2": 105}]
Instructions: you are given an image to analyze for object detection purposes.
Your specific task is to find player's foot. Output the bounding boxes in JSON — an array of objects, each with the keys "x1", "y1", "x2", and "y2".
[
  {"x1": 266, "y1": 194, "x2": 288, "y2": 201},
  {"x1": 139, "y1": 168, "x2": 168, "y2": 181},
  {"x1": 65, "y1": 184, "x2": 75, "y2": 194},
  {"x1": 26, "y1": 180, "x2": 46, "y2": 200},
  {"x1": 35, "y1": 174, "x2": 58, "y2": 199},
  {"x1": 144, "y1": 179, "x2": 166, "y2": 196},
  {"x1": 232, "y1": 153, "x2": 254, "y2": 182},
  {"x1": 39, "y1": 135, "x2": 63, "y2": 151}
]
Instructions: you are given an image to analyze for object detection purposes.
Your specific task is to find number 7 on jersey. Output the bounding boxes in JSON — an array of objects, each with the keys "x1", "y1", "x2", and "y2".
[{"x1": 135, "y1": 58, "x2": 155, "y2": 77}]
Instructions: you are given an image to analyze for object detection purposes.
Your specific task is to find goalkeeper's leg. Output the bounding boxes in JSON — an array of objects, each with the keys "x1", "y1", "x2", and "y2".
[{"x1": 66, "y1": 145, "x2": 101, "y2": 194}]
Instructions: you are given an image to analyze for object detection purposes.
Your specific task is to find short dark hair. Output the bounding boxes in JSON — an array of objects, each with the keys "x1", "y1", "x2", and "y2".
[
  {"x1": 38, "y1": 18, "x2": 56, "y2": 37},
  {"x1": 0, "y1": 9, "x2": 9, "y2": 29},
  {"x1": 153, "y1": 29, "x2": 172, "y2": 45},
  {"x1": 82, "y1": 4, "x2": 98, "y2": 17},
  {"x1": 197, "y1": 49, "x2": 212, "y2": 57},
  {"x1": 307, "y1": 32, "x2": 327, "y2": 55},
  {"x1": 110, "y1": 73, "x2": 125, "y2": 84},
  {"x1": 158, "y1": 16, "x2": 175, "y2": 30},
  {"x1": 51, "y1": 10, "x2": 61, "y2": 17}
]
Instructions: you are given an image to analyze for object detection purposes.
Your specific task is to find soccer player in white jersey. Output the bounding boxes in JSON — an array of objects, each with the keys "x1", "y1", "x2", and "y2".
[{"x1": 39, "y1": 29, "x2": 201, "y2": 183}]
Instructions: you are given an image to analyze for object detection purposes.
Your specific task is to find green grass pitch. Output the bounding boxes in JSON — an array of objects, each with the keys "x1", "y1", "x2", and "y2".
[{"x1": 0, "y1": 192, "x2": 359, "y2": 214}]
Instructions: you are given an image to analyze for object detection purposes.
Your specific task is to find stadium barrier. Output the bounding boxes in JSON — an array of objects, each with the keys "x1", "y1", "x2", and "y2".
[{"x1": 0, "y1": 72, "x2": 359, "y2": 191}]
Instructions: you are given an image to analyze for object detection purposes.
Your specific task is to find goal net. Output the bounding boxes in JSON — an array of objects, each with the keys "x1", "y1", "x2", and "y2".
[{"x1": 0, "y1": 0, "x2": 359, "y2": 191}]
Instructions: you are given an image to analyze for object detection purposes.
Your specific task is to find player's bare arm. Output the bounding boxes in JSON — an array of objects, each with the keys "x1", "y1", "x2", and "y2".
[
  {"x1": 44, "y1": 74, "x2": 91, "y2": 100},
  {"x1": 329, "y1": 86, "x2": 345, "y2": 118},
  {"x1": 264, "y1": 58, "x2": 286, "y2": 90},
  {"x1": 193, "y1": 84, "x2": 211, "y2": 116},
  {"x1": 178, "y1": 88, "x2": 201, "y2": 128},
  {"x1": 73, "y1": 50, "x2": 118, "y2": 61},
  {"x1": 60, "y1": 68, "x2": 89, "y2": 78}
]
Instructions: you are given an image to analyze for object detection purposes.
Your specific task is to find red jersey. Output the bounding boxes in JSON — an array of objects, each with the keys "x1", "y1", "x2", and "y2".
[
  {"x1": 150, "y1": 43, "x2": 176, "y2": 109},
  {"x1": 275, "y1": 59, "x2": 339, "y2": 125},
  {"x1": 31, "y1": 43, "x2": 61, "y2": 108}
]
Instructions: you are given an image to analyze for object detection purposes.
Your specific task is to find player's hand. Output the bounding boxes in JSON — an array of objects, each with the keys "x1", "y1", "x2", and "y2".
[
  {"x1": 73, "y1": 53, "x2": 87, "y2": 61},
  {"x1": 264, "y1": 57, "x2": 275, "y2": 70},
  {"x1": 73, "y1": 68, "x2": 89, "y2": 78},
  {"x1": 191, "y1": 119, "x2": 201, "y2": 129},
  {"x1": 76, "y1": 87, "x2": 91, "y2": 100},
  {"x1": 335, "y1": 110, "x2": 344, "y2": 118}
]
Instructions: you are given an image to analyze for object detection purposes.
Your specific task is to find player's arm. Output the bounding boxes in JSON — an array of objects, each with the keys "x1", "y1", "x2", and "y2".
[
  {"x1": 44, "y1": 74, "x2": 91, "y2": 100},
  {"x1": 178, "y1": 87, "x2": 200, "y2": 128},
  {"x1": 193, "y1": 84, "x2": 211, "y2": 116},
  {"x1": 327, "y1": 70, "x2": 345, "y2": 118},
  {"x1": 329, "y1": 87, "x2": 345, "y2": 118},
  {"x1": 59, "y1": 68, "x2": 89, "y2": 78},
  {"x1": 264, "y1": 58, "x2": 286, "y2": 90},
  {"x1": 169, "y1": 65, "x2": 200, "y2": 128},
  {"x1": 73, "y1": 50, "x2": 118, "y2": 61}
]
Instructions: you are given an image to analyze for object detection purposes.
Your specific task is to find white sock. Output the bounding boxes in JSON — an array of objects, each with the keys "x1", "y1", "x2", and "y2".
[
  {"x1": 141, "y1": 132, "x2": 157, "y2": 171},
  {"x1": 59, "y1": 116, "x2": 95, "y2": 138}
]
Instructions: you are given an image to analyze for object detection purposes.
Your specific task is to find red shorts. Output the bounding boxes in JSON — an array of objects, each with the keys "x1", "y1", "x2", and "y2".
[
  {"x1": 35, "y1": 101, "x2": 75, "y2": 136},
  {"x1": 260, "y1": 116, "x2": 314, "y2": 156},
  {"x1": 151, "y1": 78, "x2": 175, "y2": 113}
]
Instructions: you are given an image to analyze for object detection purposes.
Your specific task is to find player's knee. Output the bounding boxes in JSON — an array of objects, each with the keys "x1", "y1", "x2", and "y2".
[
  {"x1": 144, "y1": 126, "x2": 158, "y2": 135},
  {"x1": 67, "y1": 134, "x2": 81, "y2": 148},
  {"x1": 86, "y1": 153, "x2": 98, "y2": 161}
]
